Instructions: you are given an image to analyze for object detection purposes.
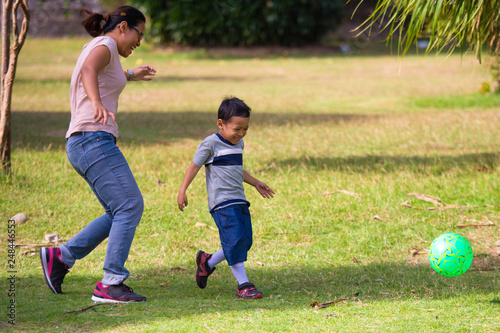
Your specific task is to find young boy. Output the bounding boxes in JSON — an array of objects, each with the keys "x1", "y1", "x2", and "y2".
[{"x1": 177, "y1": 96, "x2": 275, "y2": 299}]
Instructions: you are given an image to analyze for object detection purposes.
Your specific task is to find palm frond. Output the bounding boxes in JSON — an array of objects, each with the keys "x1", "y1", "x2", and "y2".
[{"x1": 354, "y1": 0, "x2": 500, "y2": 61}]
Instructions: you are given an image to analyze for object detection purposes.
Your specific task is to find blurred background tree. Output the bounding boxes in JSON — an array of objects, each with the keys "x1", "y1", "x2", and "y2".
[
  {"x1": 99, "y1": 0, "x2": 126, "y2": 12},
  {"x1": 130, "y1": 0, "x2": 345, "y2": 46}
]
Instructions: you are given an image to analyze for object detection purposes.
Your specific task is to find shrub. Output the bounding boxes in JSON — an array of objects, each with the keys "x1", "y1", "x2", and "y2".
[{"x1": 132, "y1": 0, "x2": 344, "y2": 46}]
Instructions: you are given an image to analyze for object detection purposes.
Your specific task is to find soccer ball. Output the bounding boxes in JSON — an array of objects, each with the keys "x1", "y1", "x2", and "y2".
[{"x1": 428, "y1": 233, "x2": 473, "y2": 277}]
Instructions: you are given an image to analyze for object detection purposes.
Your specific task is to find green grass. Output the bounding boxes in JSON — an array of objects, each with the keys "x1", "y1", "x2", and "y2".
[{"x1": 1, "y1": 38, "x2": 500, "y2": 332}]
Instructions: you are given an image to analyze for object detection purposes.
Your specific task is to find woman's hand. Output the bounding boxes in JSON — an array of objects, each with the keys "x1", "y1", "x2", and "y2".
[
  {"x1": 92, "y1": 100, "x2": 116, "y2": 125},
  {"x1": 132, "y1": 65, "x2": 156, "y2": 81}
]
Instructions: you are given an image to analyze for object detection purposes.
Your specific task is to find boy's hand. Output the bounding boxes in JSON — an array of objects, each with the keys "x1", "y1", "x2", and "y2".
[
  {"x1": 255, "y1": 181, "x2": 275, "y2": 199},
  {"x1": 177, "y1": 192, "x2": 188, "y2": 211}
]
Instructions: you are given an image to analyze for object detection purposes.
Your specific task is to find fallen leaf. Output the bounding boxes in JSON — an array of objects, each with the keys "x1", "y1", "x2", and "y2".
[
  {"x1": 194, "y1": 222, "x2": 206, "y2": 228},
  {"x1": 170, "y1": 267, "x2": 186, "y2": 271},
  {"x1": 373, "y1": 215, "x2": 383, "y2": 220},
  {"x1": 157, "y1": 179, "x2": 167, "y2": 186},
  {"x1": 256, "y1": 261, "x2": 264, "y2": 266},
  {"x1": 160, "y1": 282, "x2": 170, "y2": 287},
  {"x1": 410, "y1": 249, "x2": 428, "y2": 256},
  {"x1": 44, "y1": 233, "x2": 62, "y2": 243}
]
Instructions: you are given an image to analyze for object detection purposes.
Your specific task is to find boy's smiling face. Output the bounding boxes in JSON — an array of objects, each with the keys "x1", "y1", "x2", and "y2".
[{"x1": 217, "y1": 116, "x2": 250, "y2": 145}]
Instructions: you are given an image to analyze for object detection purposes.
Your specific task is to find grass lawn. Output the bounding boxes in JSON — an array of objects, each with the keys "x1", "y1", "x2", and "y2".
[{"x1": 1, "y1": 37, "x2": 499, "y2": 332}]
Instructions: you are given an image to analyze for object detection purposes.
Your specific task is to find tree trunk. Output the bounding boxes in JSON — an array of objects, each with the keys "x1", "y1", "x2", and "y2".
[
  {"x1": 496, "y1": 56, "x2": 500, "y2": 93},
  {"x1": 0, "y1": 0, "x2": 30, "y2": 174},
  {"x1": 1, "y1": 0, "x2": 13, "y2": 173}
]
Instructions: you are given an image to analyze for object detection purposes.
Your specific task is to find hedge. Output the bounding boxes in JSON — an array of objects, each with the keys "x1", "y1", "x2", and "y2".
[{"x1": 132, "y1": 0, "x2": 344, "y2": 46}]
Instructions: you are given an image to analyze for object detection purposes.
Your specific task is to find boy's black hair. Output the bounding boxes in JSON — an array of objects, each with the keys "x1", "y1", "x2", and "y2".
[{"x1": 218, "y1": 96, "x2": 251, "y2": 123}]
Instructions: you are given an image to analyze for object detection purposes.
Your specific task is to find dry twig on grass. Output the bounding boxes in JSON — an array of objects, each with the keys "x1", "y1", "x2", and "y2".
[
  {"x1": 402, "y1": 193, "x2": 470, "y2": 211},
  {"x1": 20, "y1": 250, "x2": 38, "y2": 256},
  {"x1": 14, "y1": 244, "x2": 47, "y2": 248},
  {"x1": 407, "y1": 193, "x2": 442, "y2": 205},
  {"x1": 205, "y1": 324, "x2": 218, "y2": 333},
  {"x1": 323, "y1": 190, "x2": 362, "y2": 199},
  {"x1": 310, "y1": 298, "x2": 349, "y2": 309},
  {"x1": 428, "y1": 205, "x2": 465, "y2": 211},
  {"x1": 457, "y1": 216, "x2": 495, "y2": 228},
  {"x1": 52, "y1": 303, "x2": 116, "y2": 326},
  {"x1": 255, "y1": 162, "x2": 275, "y2": 173}
]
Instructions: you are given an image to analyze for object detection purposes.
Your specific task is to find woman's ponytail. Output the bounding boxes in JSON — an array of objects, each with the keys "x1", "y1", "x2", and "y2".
[{"x1": 80, "y1": 6, "x2": 145, "y2": 37}]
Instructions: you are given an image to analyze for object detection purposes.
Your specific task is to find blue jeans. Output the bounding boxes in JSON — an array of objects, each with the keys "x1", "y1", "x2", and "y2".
[
  {"x1": 60, "y1": 131, "x2": 143, "y2": 285},
  {"x1": 211, "y1": 204, "x2": 252, "y2": 266}
]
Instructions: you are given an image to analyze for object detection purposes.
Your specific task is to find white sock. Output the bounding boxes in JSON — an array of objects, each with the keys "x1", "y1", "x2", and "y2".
[
  {"x1": 230, "y1": 262, "x2": 249, "y2": 285},
  {"x1": 207, "y1": 249, "x2": 225, "y2": 269}
]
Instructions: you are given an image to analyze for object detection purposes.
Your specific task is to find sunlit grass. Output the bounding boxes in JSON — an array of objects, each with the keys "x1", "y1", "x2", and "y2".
[{"x1": 1, "y1": 39, "x2": 499, "y2": 332}]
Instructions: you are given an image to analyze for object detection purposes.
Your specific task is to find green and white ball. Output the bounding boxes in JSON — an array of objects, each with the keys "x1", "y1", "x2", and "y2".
[{"x1": 428, "y1": 233, "x2": 473, "y2": 277}]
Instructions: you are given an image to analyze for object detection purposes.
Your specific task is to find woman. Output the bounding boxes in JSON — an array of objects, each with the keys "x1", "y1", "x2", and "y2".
[{"x1": 40, "y1": 6, "x2": 156, "y2": 303}]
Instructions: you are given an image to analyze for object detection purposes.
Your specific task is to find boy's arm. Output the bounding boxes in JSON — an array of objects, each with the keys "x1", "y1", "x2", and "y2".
[
  {"x1": 177, "y1": 162, "x2": 201, "y2": 211},
  {"x1": 243, "y1": 169, "x2": 275, "y2": 199}
]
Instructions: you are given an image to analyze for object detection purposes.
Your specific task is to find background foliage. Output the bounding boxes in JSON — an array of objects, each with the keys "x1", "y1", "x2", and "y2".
[
  {"x1": 131, "y1": 0, "x2": 344, "y2": 46},
  {"x1": 356, "y1": 0, "x2": 500, "y2": 93}
]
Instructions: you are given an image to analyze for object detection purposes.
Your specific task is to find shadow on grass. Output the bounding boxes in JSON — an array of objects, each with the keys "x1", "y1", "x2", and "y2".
[
  {"x1": 12, "y1": 110, "x2": 499, "y2": 175},
  {"x1": 141, "y1": 42, "x2": 445, "y2": 61},
  {"x1": 276, "y1": 152, "x2": 500, "y2": 174},
  {"x1": 12, "y1": 110, "x2": 378, "y2": 149},
  {"x1": 13, "y1": 257, "x2": 500, "y2": 331}
]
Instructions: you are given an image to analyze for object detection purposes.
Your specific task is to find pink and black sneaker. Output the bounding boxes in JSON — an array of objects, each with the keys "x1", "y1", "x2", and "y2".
[
  {"x1": 196, "y1": 250, "x2": 215, "y2": 289},
  {"x1": 236, "y1": 282, "x2": 263, "y2": 299},
  {"x1": 40, "y1": 247, "x2": 69, "y2": 294},
  {"x1": 91, "y1": 282, "x2": 146, "y2": 303}
]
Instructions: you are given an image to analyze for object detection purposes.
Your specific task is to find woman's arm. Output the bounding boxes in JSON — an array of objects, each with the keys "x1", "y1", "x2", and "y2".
[{"x1": 80, "y1": 45, "x2": 115, "y2": 125}]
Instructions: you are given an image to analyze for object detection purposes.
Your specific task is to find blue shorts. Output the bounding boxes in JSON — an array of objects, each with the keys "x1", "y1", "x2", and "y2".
[{"x1": 211, "y1": 204, "x2": 252, "y2": 266}]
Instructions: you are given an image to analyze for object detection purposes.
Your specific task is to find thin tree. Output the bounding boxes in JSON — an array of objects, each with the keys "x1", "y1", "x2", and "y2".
[
  {"x1": 355, "y1": 0, "x2": 500, "y2": 91},
  {"x1": 1, "y1": 0, "x2": 30, "y2": 173}
]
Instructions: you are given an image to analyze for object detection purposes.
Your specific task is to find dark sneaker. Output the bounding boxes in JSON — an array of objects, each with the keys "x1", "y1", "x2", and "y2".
[
  {"x1": 196, "y1": 250, "x2": 215, "y2": 289},
  {"x1": 40, "y1": 247, "x2": 69, "y2": 294},
  {"x1": 91, "y1": 282, "x2": 146, "y2": 303},
  {"x1": 236, "y1": 282, "x2": 263, "y2": 299}
]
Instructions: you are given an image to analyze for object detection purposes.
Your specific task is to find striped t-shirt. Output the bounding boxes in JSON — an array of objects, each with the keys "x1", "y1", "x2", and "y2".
[{"x1": 193, "y1": 133, "x2": 249, "y2": 212}]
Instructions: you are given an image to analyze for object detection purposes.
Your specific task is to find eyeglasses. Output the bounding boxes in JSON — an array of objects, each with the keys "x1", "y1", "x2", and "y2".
[{"x1": 130, "y1": 26, "x2": 144, "y2": 41}]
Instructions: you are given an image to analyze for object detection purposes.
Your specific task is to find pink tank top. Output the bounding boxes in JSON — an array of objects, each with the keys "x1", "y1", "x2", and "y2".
[{"x1": 66, "y1": 36, "x2": 126, "y2": 138}]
